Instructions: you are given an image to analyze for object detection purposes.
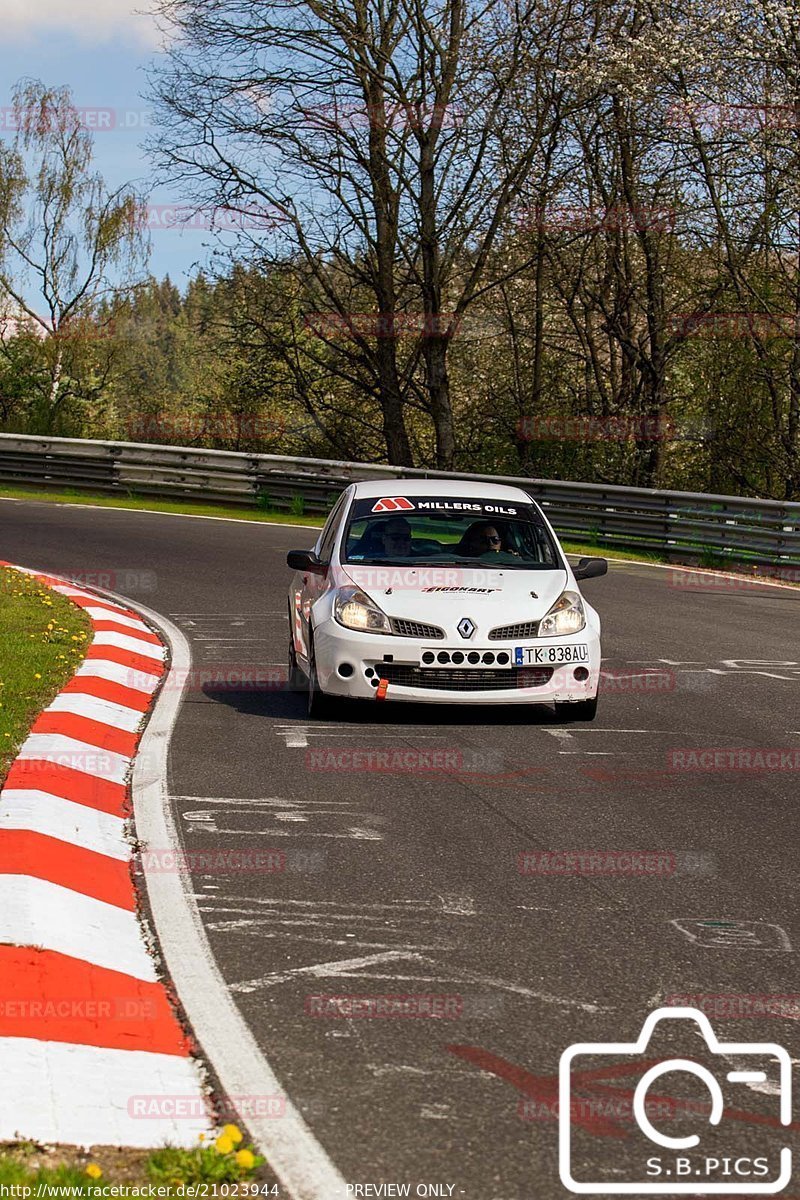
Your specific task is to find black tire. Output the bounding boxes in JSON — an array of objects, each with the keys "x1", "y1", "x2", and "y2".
[
  {"x1": 554, "y1": 695, "x2": 598, "y2": 723},
  {"x1": 307, "y1": 638, "x2": 331, "y2": 718},
  {"x1": 287, "y1": 604, "x2": 307, "y2": 692},
  {"x1": 287, "y1": 635, "x2": 306, "y2": 692}
]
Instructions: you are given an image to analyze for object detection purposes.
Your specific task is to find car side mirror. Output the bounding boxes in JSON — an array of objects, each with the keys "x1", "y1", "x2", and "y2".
[
  {"x1": 287, "y1": 549, "x2": 327, "y2": 576},
  {"x1": 573, "y1": 556, "x2": 608, "y2": 581}
]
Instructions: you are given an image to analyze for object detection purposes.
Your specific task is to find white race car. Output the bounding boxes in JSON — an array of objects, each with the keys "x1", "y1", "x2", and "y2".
[{"x1": 286, "y1": 479, "x2": 606, "y2": 719}]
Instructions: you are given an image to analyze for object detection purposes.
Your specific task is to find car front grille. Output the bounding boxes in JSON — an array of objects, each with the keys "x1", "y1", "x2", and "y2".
[
  {"x1": 390, "y1": 617, "x2": 445, "y2": 639},
  {"x1": 378, "y1": 664, "x2": 554, "y2": 692},
  {"x1": 489, "y1": 619, "x2": 540, "y2": 641}
]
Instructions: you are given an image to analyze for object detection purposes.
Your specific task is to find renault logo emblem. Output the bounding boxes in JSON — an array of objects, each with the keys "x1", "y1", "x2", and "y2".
[{"x1": 457, "y1": 617, "x2": 476, "y2": 640}]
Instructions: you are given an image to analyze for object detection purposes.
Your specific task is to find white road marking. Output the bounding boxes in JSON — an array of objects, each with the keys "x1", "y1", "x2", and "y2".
[
  {"x1": 126, "y1": 595, "x2": 350, "y2": 1200},
  {"x1": 0, "y1": 789, "x2": 129, "y2": 860},
  {"x1": 558, "y1": 750, "x2": 616, "y2": 755},
  {"x1": 420, "y1": 1103, "x2": 452, "y2": 1120},
  {"x1": 671, "y1": 918, "x2": 792, "y2": 951},
  {"x1": 438, "y1": 894, "x2": 476, "y2": 916},
  {"x1": 296, "y1": 965, "x2": 609, "y2": 1013},
  {"x1": 0, "y1": 875, "x2": 158, "y2": 980},
  {"x1": 230, "y1": 950, "x2": 427, "y2": 994},
  {"x1": 280, "y1": 726, "x2": 309, "y2": 748},
  {"x1": 183, "y1": 812, "x2": 219, "y2": 831}
]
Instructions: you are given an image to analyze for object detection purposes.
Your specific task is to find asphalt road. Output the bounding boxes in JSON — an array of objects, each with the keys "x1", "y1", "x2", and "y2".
[{"x1": 3, "y1": 496, "x2": 800, "y2": 1199}]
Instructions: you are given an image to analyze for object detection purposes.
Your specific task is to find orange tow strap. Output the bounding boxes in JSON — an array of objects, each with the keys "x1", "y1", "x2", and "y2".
[{"x1": 376, "y1": 678, "x2": 389, "y2": 700}]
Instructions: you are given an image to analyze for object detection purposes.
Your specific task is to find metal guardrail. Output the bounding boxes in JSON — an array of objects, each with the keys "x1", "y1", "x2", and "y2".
[{"x1": 0, "y1": 432, "x2": 798, "y2": 568}]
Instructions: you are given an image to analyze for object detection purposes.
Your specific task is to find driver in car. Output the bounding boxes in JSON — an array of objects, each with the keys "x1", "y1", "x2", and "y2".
[{"x1": 459, "y1": 521, "x2": 512, "y2": 555}]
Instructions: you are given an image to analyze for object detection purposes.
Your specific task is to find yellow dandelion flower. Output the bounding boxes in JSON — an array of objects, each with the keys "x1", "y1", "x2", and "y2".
[{"x1": 235, "y1": 1149, "x2": 255, "y2": 1171}]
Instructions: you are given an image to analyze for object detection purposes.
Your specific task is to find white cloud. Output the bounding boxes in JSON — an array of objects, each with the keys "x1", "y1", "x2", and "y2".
[{"x1": 0, "y1": 0, "x2": 163, "y2": 47}]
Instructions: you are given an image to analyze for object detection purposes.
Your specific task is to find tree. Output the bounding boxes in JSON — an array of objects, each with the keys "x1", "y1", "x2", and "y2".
[
  {"x1": 149, "y1": 0, "x2": 582, "y2": 468},
  {"x1": 0, "y1": 80, "x2": 147, "y2": 432}
]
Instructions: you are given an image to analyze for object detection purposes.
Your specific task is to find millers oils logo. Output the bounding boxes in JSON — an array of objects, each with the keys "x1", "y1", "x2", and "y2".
[{"x1": 371, "y1": 497, "x2": 415, "y2": 512}]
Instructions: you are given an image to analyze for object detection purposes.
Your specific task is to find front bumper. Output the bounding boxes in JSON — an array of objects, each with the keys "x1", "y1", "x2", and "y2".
[{"x1": 313, "y1": 618, "x2": 601, "y2": 706}]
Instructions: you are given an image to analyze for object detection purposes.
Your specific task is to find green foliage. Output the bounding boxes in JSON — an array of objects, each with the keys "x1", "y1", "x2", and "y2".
[
  {"x1": 0, "y1": 567, "x2": 91, "y2": 780},
  {"x1": 147, "y1": 1142, "x2": 264, "y2": 1187}
]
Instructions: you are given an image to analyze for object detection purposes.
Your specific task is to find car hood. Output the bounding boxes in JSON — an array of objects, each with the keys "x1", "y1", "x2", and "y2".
[{"x1": 337, "y1": 563, "x2": 570, "y2": 638}]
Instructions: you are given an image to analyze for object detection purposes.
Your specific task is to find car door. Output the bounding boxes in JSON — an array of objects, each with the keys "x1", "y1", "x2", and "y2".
[{"x1": 294, "y1": 489, "x2": 349, "y2": 658}]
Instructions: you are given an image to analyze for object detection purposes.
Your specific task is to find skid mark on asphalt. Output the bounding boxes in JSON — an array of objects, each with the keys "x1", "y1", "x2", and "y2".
[
  {"x1": 448, "y1": 1046, "x2": 800, "y2": 1134},
  {"x1": 202, "y1": 892, "x2": 609, "y2": 1012},
  {"x1": 274, "y1": 723, "x2": 452, "y2": 748},
  {"x1": 197, "y1": 895, "x2": 456, "y2": 957},
  {"x1": 177, "y1": 792, "x2": 385, "y2": 840}
]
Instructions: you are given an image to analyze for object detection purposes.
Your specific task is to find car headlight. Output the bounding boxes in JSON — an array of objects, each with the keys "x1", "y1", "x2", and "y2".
[
  {"x1": 333, "y1": 587, "x2": 392, "y2": 634},
  {"x1": 538, "y1": 590, "x2": 585, "y2": 636}
]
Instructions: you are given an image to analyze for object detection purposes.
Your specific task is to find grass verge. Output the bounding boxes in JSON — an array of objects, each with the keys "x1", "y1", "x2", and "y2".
[
  {"x1": 0, "y1": 566, "x2": 92, "y2": 782},
  {"x1": 0, "y1": 483, "x2": 321, "y2": 526},
  {"x1": 0, "y1": 1126, "x2": 268, "y2": 1192}
]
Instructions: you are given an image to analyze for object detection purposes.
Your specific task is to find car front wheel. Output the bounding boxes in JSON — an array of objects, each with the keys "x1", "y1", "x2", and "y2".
[
  {"x1": 554, "y1": 695, "x2": 598, "y2": 723},
  {"x1": 307, "y1": 638, "x2": 331, "y2": 718},
  {"x1": 287, "y1": 636, "x2": 306, "y2": 692}
]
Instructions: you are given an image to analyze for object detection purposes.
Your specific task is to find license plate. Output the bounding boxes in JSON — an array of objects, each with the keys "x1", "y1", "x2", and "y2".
[{"x1": 514, "y1": 643, "x2": 589, "y2": 666}]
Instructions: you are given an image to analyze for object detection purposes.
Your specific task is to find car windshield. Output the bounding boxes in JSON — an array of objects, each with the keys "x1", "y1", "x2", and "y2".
[{"x1": 343, "y1": 496, "x2": 560, "y2": 569}]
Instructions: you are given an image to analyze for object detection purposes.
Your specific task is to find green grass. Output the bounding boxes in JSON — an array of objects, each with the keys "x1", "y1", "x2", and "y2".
[
  {"x1": 0, "y1": 567, "x2": 92, "y2": 781},
  {"x1": 0, "y1": 1127, "x2": 266, "y2": 1192},
  {"x1": 0, "y1": 482, "x2": 324, "y2": 525}
]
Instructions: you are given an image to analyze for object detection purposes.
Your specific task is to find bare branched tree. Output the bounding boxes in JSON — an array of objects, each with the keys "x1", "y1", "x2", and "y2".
[
  {"x1": 149, "y1": 0, "x2": 582, "y2": 467},
  {"x1": 0, "y1": 80, "x2": 147, "y2": 432}
]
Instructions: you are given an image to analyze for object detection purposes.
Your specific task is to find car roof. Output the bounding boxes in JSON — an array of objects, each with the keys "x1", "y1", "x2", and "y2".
[{"x1": 351, "y1": 478, "x2": 535, "y2": 503}]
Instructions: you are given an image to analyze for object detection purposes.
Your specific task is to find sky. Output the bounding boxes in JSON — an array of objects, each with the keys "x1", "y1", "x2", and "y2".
[{"x1": 0, "y1": 0, "x2": 220, "y2": 294}]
